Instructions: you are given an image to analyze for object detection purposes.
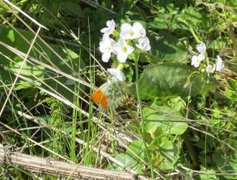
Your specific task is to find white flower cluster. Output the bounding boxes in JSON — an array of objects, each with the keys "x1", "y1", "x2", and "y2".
[
  {"x1": 99, "y1": 19, "x2": 151, "y2": 63},
  {"x1": 94, "y1": 20, "x2": 151, "y2": 109},
  {"x1": 191, "y1": 43, "x2": 206, "y2": 68},
  {"x1": 191, "y1": 42, "x2": 224, "y2": 73}
]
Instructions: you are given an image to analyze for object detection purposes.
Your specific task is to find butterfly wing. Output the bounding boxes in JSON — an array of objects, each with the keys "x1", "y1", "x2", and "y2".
[{"x1": 91, "y1": 89, "x2": 109, "y2": 109}]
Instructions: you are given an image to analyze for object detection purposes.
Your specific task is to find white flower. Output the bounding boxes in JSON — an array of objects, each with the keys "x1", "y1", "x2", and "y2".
[
  {"x1": 114, "y1": 39, "x2": 134, "y2": 63},
  {"x1": 215, "y1": 55, "x2": 224, "y2": 72},
  {"x1": 120, "y1": 22, "x2": 146, "y2": 40},
  {"x1": 100, "y1": 19, "x2": 115, "y2": 37},
  {"x1": 133, "y1": 22, "x2": 146, "y2": 37},
  {"x1": 206, "y1": 64, "x2": 215, "y2": 73},
  {"x1": 136, "y1": 37, "x2": 151, "y2": 51},
  {"x1": 107, "y1": 68, "x2": 126, "y2": 81},
  {"x1": 196, "y1": 42, "x2": 206, "y2": 55},
  {"x1": 191, "y1": 54, "x2": 205, "y2": 68},
  {"x1": 99, "y1": 37, "x2": 115, "y2": 62}
]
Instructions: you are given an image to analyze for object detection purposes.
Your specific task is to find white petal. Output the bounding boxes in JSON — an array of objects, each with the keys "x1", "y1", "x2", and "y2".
[
  {"x1": 100, "y1": 19, "x2": 115, "y2": 36},
  {"x1": 120, "y1": 22, "x2": 145, "y2": 39},
  {"x1": 133, "y1": 22, "x2": 146, "y2": 37},
  {"x1": 191, "y1": 55, "x2": 200, "y2": 68},
  {"x1": 196, "y1": 42, "x2": 206, "y2": 54},
  {"x1": 120, "y1": 23, "x2": 132, "y2": 39},
  {"x1": 107, "y1": 68, "x2": 117, "y2": 76},
  {"x1": 121, "y1": 23, "x2": 131, "y2": 31},
  {"x1": 113, "y1": 39, "x2": 123, "y2": 54},
  {"x1": 106, "y1": 19, "x2": 115, "y2": 28},
  {"x1": 107, "y1": 68, "x2": 126, "y2": 81},
  {"x1": 99, "y1": 37, "x2": 115, "y2": 62},
  {"x1": 99, "y1": 41, "x2": 108, "y2": 53},
  {"x1": 126, "y1": 45, "x2": 135, "y2": 54},
  {"x1": 99, "y1": 37, "x2": 114, "y2": 52},
  {"x1": 116, "y1": 71, "x2": 126, "y2": 81},
  {"x1": 215, "y1": 55, "x2": 224, "y2": 72},
  {"x1": 102, "y1": 52, "x2": 111, "y2": 62},
  {"x1": 136, "y1": 37, "x2": 151, "y2": 51},
  {"x1": 113, "y1": 39, "x2": 134, "y2": 62},
  {"x1": 117, "y1": 53, "x2": 127, "y2": 63},
  {"x1": 197, "y1": 53, "x2": 205, "y2": 61}
]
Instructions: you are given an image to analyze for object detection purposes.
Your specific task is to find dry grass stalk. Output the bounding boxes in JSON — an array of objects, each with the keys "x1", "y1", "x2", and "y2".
[{"x1": 0, "y1": 146, "x2": 138, "y2": 179}]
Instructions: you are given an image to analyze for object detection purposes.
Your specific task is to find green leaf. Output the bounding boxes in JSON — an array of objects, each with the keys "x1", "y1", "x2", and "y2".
[
  {"x1": 199, "y1": 168, "x2": 217, "y2": 180},
  {"x1": 149, "y1": 33, "x2": 188, "y2": 63},
  {"x1": 227, "y1": 79, "x2": 237, "y2": 91},
  {"x1": 8, "y1": 57, "x2": 45, "y2": 90},
  {"x1": 110, "y1": 153, "x2": 143, "y2": 173},
  {"x1": 62, "y1": 2, "x2": 84, "y2": 17},
  {"x1": 130, "y1": 64, "x2": 206, "y2": 99},
  {"x1": 158, "y1": 137, "x2": 179, "y2": 170},
  {"x1": 214, "y1": 139, "x2": 237, "y2": 179},
  {"x1": 127, "y1": 140, "x2": 145, "y2": 160},
  {"x1": 7, "y1": 29, "x2": 15, "y2": 42},
  {"x1": 143, "y1": 103, "x2": 188, "y2": 136},
  {"x1": 178, "y1": 7, "x2": 204, "y2": 28},
  {"x1": 0, "y1": 25, "x2": 85, "y2": 101},
  {"x1": 214, "y1": 152, "x2": 237, "y2": 179},
  {"x1": 11, "y1": 60, "x2": 44, "y2": 77},
  {"x1": 150, "y1": 17, "x2": 189, "y2": 31},
  {"x1": 0, "y1": 66, "x2": 13, "y2": 86}
]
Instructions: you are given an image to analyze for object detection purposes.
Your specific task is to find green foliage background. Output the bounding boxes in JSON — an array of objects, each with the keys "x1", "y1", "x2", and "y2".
[{"x1": 0, "y1": 0, "x2": 237, "y2": 179}]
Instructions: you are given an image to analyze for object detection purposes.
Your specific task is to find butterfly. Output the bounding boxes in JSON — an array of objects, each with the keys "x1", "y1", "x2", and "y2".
[
  {"x1": 91, "y1": 82, "x2": 136, "y2": 110},
  {"x1": 91, "y1": 80, "x2": 129, "y2": 110},
  {"x1": 91, "y1": 67, "x2": 129, "y2": 109},
  {"x1": 91, "y1": 87, "x2": 109, "y2": 109}
]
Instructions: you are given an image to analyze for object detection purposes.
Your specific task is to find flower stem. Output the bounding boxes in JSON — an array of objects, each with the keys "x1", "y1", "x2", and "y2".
[{"x1": 134, "y1": 59, "x2": 155, "y2": 179}]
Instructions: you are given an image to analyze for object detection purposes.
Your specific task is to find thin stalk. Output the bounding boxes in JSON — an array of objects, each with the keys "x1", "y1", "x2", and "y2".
[
  {"x1": 183, "y1": 89, "x2": 199, "y2": 169},
  {"x1": 84, "y1": 16, "x2": 94, "y2": 165},
  {"x1": 134, "y1": 59, "x2": 155, "y2": 179},
  {"x1": 70, "y1": 85, "x2": 79, "y2": 161},
  {"x1": 109, "y1": 109, "x2": 116, "y2": 154},
  {"x1": 177, "y1": 18, "x2": 201, "y2": 43}
]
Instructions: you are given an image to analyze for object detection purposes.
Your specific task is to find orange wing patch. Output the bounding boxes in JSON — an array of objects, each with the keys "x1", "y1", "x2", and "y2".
[{"x1": 91, "y1": 89, "x2": 109, "y2": 109}]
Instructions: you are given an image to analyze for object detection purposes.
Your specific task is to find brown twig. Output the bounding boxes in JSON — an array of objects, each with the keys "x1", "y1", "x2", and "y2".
[{"x1": 0, "y1": 146, "x2": 137, "y2": 179}]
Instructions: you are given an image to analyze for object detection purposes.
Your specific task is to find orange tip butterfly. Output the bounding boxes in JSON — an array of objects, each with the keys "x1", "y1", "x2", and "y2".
[
  {"x1": 91, "y1": 88, "x2": 109, "y2": 109},
  {"x1": 91, "y1": 80, "x2": 126, "y2": 110}
]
